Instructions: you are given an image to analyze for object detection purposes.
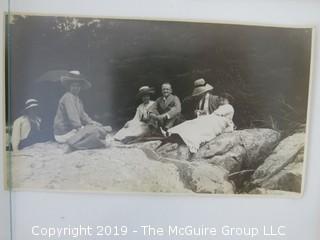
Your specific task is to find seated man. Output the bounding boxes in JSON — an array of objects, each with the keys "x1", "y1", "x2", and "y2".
[
  {"x1": 191, "y1": 78, "x2": 220, "y2": 118},
  {"x1": 11, "y1": 99, "x2": 43, "y2": 151},
  {"x1": 148, "y1": 82, "x2": 182, "y2": 131}
]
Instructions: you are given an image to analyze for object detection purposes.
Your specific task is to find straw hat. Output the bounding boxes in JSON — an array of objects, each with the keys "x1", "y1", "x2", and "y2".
[
  {"x1": 61, "y1": 70, "x2": 92, "y2": 90},
  {"x1": 191, "y1": 78, "x2": 214, "y2": 97},
  {"x1": 136, "y1": 86, "x2": 155, "y2": 98},
  {"x1": 24, "y1": 98, "x2": 39, "y2": 111}
]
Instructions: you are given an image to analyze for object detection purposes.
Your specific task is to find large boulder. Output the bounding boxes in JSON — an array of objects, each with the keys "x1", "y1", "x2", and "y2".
[
  {"x1": 260, "y1": 161, "x2": 303, "y2": 192},
  {"x1": 189, "y1": 164, "x2": 234, "y2": 194},
  {"x1": 141, "y1": 129, "x2": 280, "y2": 173},
  {"x1": 251, "y1": 133, "x2": 305, "y2": 193},
  {"x1": 11, "y1": 141, "x2": 234, "y2": 194},
  {"x1": 140, "y1": 146, "x2": 234, "y2": 194},
  {"x1": 11, "y1": 142, "x2": 188, "y2": 193}
]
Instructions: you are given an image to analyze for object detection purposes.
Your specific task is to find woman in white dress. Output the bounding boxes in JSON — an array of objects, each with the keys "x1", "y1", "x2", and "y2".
[
  {"x1": 167, "y1": 93, "x2": 235, "y2": 153},
  {"x1": 114, "y1": 86, "x2": 155, "y2": 143}
]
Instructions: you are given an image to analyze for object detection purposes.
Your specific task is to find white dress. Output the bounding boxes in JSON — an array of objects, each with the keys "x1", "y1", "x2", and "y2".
[
  {"x1": 168, "y1": 104, "x2": 235, "y2": 153},
  {"x1": 114, "y1": 101, "x2": 154, "y2": 141}
]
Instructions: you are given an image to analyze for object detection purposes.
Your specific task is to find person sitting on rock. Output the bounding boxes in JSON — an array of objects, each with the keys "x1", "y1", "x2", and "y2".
[
  {"x1": 148, "y1": 82, "x2": 182, "y2": 132},
  {"x1": 192, "y1": 78, "x2": 220, "y2": 118},
  {"x1": 11, "y1": 99, "x2": 44, "y2": 151},
  {"x1": 114, "y1": 86, "x2": 155, "y2": 144},
  {"x1": 166, "y1": 93, "x2": 235, "y2": 153},
  {"x1": 53, "y1": 70, "x2": 112, "y2": 151}
]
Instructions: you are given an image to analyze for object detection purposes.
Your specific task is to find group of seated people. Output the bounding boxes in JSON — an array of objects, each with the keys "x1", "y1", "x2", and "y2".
[{"x1": 11, "y1": 71, "x2": 235, "y2": 153}]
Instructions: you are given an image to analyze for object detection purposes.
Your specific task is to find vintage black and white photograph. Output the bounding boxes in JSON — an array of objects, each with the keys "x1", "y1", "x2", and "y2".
[{"x1": 5, "y1": 14, "x2": 313, "y2": 195}]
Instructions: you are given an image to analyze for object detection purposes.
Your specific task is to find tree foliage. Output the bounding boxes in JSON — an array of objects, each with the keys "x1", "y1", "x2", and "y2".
[{"x1": 7, "y1": 15, "x2": 312, "y2": 138}]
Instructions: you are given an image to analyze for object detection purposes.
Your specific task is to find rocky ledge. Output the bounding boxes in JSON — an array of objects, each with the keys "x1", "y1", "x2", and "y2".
[
  {"x1": 9, "y1": 128, "x2": 306, "y2": 195},
  {"x1": 138, "y1": 128, "x2": 305, "y2": 195}
]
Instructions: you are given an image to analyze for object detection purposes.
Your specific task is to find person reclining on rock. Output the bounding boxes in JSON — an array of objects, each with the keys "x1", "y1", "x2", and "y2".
[
  {"x1": 53, "y1": 70, "x2": 112, "y2": 152},
  {"x1": 165, "y1": 93, "x2": 235, "y2": 153}
]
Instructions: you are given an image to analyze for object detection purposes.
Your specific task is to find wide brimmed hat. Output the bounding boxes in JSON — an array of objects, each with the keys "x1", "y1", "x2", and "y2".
[
  {"x1": 136, "y1": 86, "x2": 155, "y2": 98},
  {"x1": 24, "y1": 98, "x2": 39, "y2": 111},
  {"x1": 191, "y1": 78, "x2": 214, "y2": 97},
  {"x1": 61, "y1": 70, "x2": 92, "y2": 90}
]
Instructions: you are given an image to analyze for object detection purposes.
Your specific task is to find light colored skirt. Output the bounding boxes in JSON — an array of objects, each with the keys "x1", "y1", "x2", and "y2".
[
  {"x1": 55, "y1": 126, "x2": 108, "y2": 150},
  {"x1": 54, "y1": 129, "x2": 77, "y2": 143},
  {"x1": 168, "y1": 114, "x2": 228, "y2": 153},
  {"x1": 114, "y1": 121, "x2": 150, "y2": 141}
]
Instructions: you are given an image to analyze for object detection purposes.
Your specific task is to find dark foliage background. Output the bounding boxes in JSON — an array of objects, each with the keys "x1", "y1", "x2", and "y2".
[{"x1": 6, "y1": 15, "x2": 312, "y2": 139}]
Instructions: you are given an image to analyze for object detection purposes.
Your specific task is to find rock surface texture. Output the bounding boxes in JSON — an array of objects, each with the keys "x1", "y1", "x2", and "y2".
[
  {"x1": 10, "y1": 142, "x2": 234, "y2": 194},
  {"x1": 143, "y1": 129, "x2": 280, "y2": 171},
  {"x1": 11, "y1": 143, "x2": 188, "y2": 193},
  {"x1": 138, "y1": 128, "x2": 281, "y2": 193},
  {"x1": 251, "y1": 132, "x2": 305, "y2": 194},
  {"x1": 9, "y1": 128, "x2": 306, "y2": 195}
]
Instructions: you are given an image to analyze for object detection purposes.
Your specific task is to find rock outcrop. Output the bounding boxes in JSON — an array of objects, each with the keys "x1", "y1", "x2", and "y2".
[
  {"x1": 140, "y1": 146, "x2": 234, "y2": 194},
  {"x1": 11, "y1": 142, "x2": 234, "y2": 194},
  {"x1": 251, "y1": 132, "x2": 305, "y2": 193},
  {"x1": 141, "y1": 129, "x2": 280, "y2": 173},
  {"x1": 9, "y1": 128, "x2": 306, "y2": 195},
  {"x1": 252, "y1": 133, "x2": 305, "y2": 180},
  {"x1": 139, "y1": 128, "x2": 281, "y2": 193},
  {"x1": 260, "y1": 161, "x2": 303, "y2": 192},
  {"x1": 11, "y1": 142, "x2": 188, "y2": 193}
]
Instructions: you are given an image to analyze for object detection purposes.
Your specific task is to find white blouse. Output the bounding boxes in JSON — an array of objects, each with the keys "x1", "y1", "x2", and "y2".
[
  {"x1": 129, "y1": 101, "x2": 154, "y2": 124},
  {"x1": 213, "y1": 104, "x2": 235, "y2": 132}
]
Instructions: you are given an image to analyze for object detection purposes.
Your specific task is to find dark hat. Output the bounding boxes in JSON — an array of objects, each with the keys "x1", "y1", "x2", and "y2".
[
  {"x1": 24, "y1": 98, "x2": 39, "y2": 110},
  {"x1": 136, "y1": 86, "x2": 155, "y2": 98},
  {"x1": 61, "y1": 70, "x2": 91, "y2": 90},
  {"x1": 191, "y1": 78, "x2": 214, "y2": 97}
]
